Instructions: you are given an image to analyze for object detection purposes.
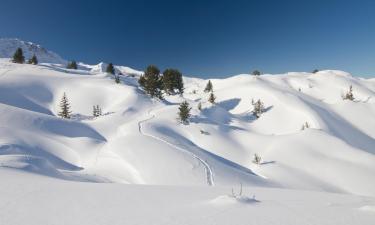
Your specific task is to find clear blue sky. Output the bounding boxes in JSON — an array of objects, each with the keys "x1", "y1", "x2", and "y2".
[{"x1": 1, "y1": 0, "x2": 374, "y2": 78}]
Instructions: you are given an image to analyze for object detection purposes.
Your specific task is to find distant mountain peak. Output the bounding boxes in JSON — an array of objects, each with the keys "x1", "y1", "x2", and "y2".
[{"x1": 0, "y1": 38, "x2": 66, "y2": 64}]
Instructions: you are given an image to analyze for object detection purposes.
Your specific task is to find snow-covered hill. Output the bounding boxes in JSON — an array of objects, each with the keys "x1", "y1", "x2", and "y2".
[
  {"x1": 0, "y1": 38, "x2": 66, "y2": 64},
  {"x1": 0, "y1": 40, "x2": 374, "y2": 224}
]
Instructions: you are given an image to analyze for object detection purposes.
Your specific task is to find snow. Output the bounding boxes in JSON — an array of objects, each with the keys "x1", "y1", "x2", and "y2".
[{"x1": 0, "y1": 39, "x2": 375, "y2": 224}]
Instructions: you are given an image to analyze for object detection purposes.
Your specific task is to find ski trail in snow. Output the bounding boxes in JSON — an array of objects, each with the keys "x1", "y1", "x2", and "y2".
[{"x1": 138, "y1": 106, "x2": 215, "y2": 186}]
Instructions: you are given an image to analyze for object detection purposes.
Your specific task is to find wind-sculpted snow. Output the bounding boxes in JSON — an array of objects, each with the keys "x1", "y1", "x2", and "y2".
[{"x1": 0, "y1": 57, "x2": 374, "y2": 199}]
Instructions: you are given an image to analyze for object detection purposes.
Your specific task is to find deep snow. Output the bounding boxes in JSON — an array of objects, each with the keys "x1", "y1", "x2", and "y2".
[{"x1": 0, "y1": 43, "x2": 375, "y2": 224}]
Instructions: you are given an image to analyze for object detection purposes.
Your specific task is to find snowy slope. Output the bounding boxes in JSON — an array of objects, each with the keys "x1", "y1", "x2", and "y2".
[
  {"x1": 0, "y1": 40, "x2": 375, "y2": 224},
  {"x1": 0, "y1": 38, "x2": 66, "y2": 64}
]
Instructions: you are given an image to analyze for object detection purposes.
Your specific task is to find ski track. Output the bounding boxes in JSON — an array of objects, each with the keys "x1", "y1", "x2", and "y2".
[{"x1": 138, "y1": 106, "x2": 215, "y2": 186}]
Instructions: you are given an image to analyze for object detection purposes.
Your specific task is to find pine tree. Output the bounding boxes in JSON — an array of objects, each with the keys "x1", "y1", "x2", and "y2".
[
  {"x1": 27, "y1": 54, "x2": 38, "y2": 65},
  {"x1": 93, "y1": 105, "x2": 102, "y2": 117},
  {"x1": 115, "y1": 75, "x2": 120, "y2": 84},
  {"x1": 97, "y1": 105, "x2": 102, "y2": 116},
  {"x1": 253, "y1": 154, "x2": 262, "y2": 164},
  {"x1": 67, "y1": 61, "x2": 78, "y2": 69},
  {"x1": 301, "y1": 122, "x2": 310, "y2": 130},
  {"x1": 252, "y1": 99, "x2": 265, "y2": 118},
  {"x1": 138, "y1": 65, "x2": 163, "y2": 99},
  {"x1": 58, "y1": 92, "x2": 72, "y2": 119},
  {"x1": 252, "y1": 70, "x2": 261, "y2": 76},
  {"x1": 312, "y1": 69, "x2": 319, "y2": 73},
  {"x1": 204, "y1": 80, "x2": 213, "y2": 93},
  {"x1": 343, "y1": 85, "x2": 354, "y2": 101},
  {"x1": 162, "y1": 69, "x2": 184, "y2": 95},
  {"x1": 12, "y1": 48, "x2": 25, "y2": 64},
  {"x1": 106, "y1": 63, "x2": 115, "y2": 74},
  {"x1": 178, "y1": 101, "x2": 191, "y2": 124},
  {"x1": 208, "y1": 92, "x2": 216, "y2": 104}
]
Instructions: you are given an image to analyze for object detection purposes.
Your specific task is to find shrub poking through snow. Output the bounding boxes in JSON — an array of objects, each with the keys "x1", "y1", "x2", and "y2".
[
  {"x1": 139, "y1": 65, "x2": 163, "y2": 99},
  {"x1": 12, "y1": 48, "x2": 25, "y2": 64},
  {"x1": 106, "y1": 63, "x2": 115, "y2": 75},
  {"x1": 162, "y1": 69, "x2": 184, "y2": 95},
  {"x1": 197, "y1": 102, "x2": 202, "y2": 111},
  {"x1": 204, "y1": 80, "x2": 213, "y2": 93},
  {"x1": 27, "y1": 54, "x2": 38, "y2": 65},
  {"x1": 67, "y1": 61, "x2": 78, "y2": 69},
  {"x1": 93, "y1": 105, "x2": 102, "y2": 117},
  {"x1": 252, "y1": 70, "x2": 261, "y2": 76},
  {"x1": 252, "y1": 99, "x2": 265, "y2": 118},
  {"x1": 253, "y1": 154, "x2": 261, "y2": 165},
  {"x1": 178, "y1": 101, "x2": 191, "y2": 124},
  {"x1": 208, "y1": 92, "x2": 216, "y2": 104},
  {"x1": 343, "y1": 85, "x2": 354, "y2": 101},
  {"x1": 58, "y1": 92, "x2": 72, "y2": 119},
  {"x1": 301, "y1": 122, "x2": 310, "y2": 130}
]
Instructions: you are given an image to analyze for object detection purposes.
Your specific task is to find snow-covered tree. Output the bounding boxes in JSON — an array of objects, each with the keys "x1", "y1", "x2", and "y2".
[
  {"x1": 27, "y1": 54, "x2": 38, "y2": 65},
  {"x1": 106, "y1": 63, "x2": 115, "y2": 75},
  {"x1": 12, "y1": 48, "x2": 25, "y2": 64},
  {"x1": 252, "y1": 99, "x2": 265, "y2": 118},
  {"x1": 204, "y1": 80, "x2": 213, "y2": 93},
  {"x1": 67, "y1": 61, "x2": 78, "y2": 69},
  {"x1": 162, "y1": 69, "x2": 184, "y2": 95},
  {"x1": 343, "y1": 85, "x2": 354, "y2": 101},
  {"x1": 208, "y1": 92, "x2": 216, "y2": 104},
  {"x1": 58, "y1": 92, "x2": 72, "y2": 119},
  {"x1": 139, "y1": 65, "x2": 163, "y2": 99},
  {"x1": 253, "y1": 154, "x2": 261, "y2": 164},
  {"x1": 178, "y1": 101, "x2": 191, "y2": 124}
]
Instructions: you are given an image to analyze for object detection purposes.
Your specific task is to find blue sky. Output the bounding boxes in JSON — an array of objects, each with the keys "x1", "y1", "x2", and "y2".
[{"x1": 0, "y1": 0, "x2": 374, "y2": 78}]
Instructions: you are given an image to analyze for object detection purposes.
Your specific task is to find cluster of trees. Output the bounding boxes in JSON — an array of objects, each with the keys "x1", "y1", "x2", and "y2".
[
  {"x1": 57, "y1": 93, "x2": 103, "y2": 119},
  {"x1": 204, "y1": 80, "x2": 216, "y2": 104},
  {"x1": 139, "y1": 65, "x2": 184, "y2": 99},
  {"x1": 12, "y1": 48, "x2": 38, "y2": 65}
]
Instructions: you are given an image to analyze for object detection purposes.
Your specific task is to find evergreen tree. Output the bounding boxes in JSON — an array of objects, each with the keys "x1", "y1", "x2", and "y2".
[
  {"x1": 58, "y1": 92, "x2": 72, "y2": 119},
  {"x1": 343, "y1": 85, "x2": 354, "y2": 101},
  {"x1": 178, "y1": 101, "x2": 191, "y2": 124},
  {"x1": 12, "y1": 48, "x2": 25, "y2": 64},
  {"x1": 93, "y1": 105, "x2": 98, "y2": 117},
  {"x1": 253, "y1": 154, "x2": 262, "y2": 164},
  {"x1": 93, "y1": 105, "x2": 102, "y2": 117},
  {"x1": 162, "y1": 69, "x2": 184, "y2": 95},
  {"x1": 312, "y1": 69, "x2": 319, "y2": 73},
  {"x1": 27, "y1": 54, "x2": 38, "y2": 65},
  {"x1": 115, "y1": 75, "x2": 120, "y2": 84},
  {"x1": 204, "y1": 80, "x2": 213, "y2": 93},
  {"x1": 138, "y1": 65, "x2": 163, "y2": 99},
  {"x1": 106, "y1": 63, "x2": 115, "y2": 74},
  {"x1": 67, "y1": 61, "x2": 78, "y2": 69},
  {"x1": 252, "y1": 70, "x2": 261, "y2": 76},
  {"x1": 252, "y1": 99, "x2": 265, "y2": 118},
  {"x1": 301, "y1": 122, "x2": 310, "y2": 130},
  {"x1": 208, "y1": 92, "x2": 216, "y2": 104}
]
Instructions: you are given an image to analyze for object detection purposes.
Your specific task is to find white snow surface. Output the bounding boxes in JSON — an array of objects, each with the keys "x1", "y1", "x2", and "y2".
[{"x1": 0, "y1": 41, "x2": 375, "y2": 224}]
